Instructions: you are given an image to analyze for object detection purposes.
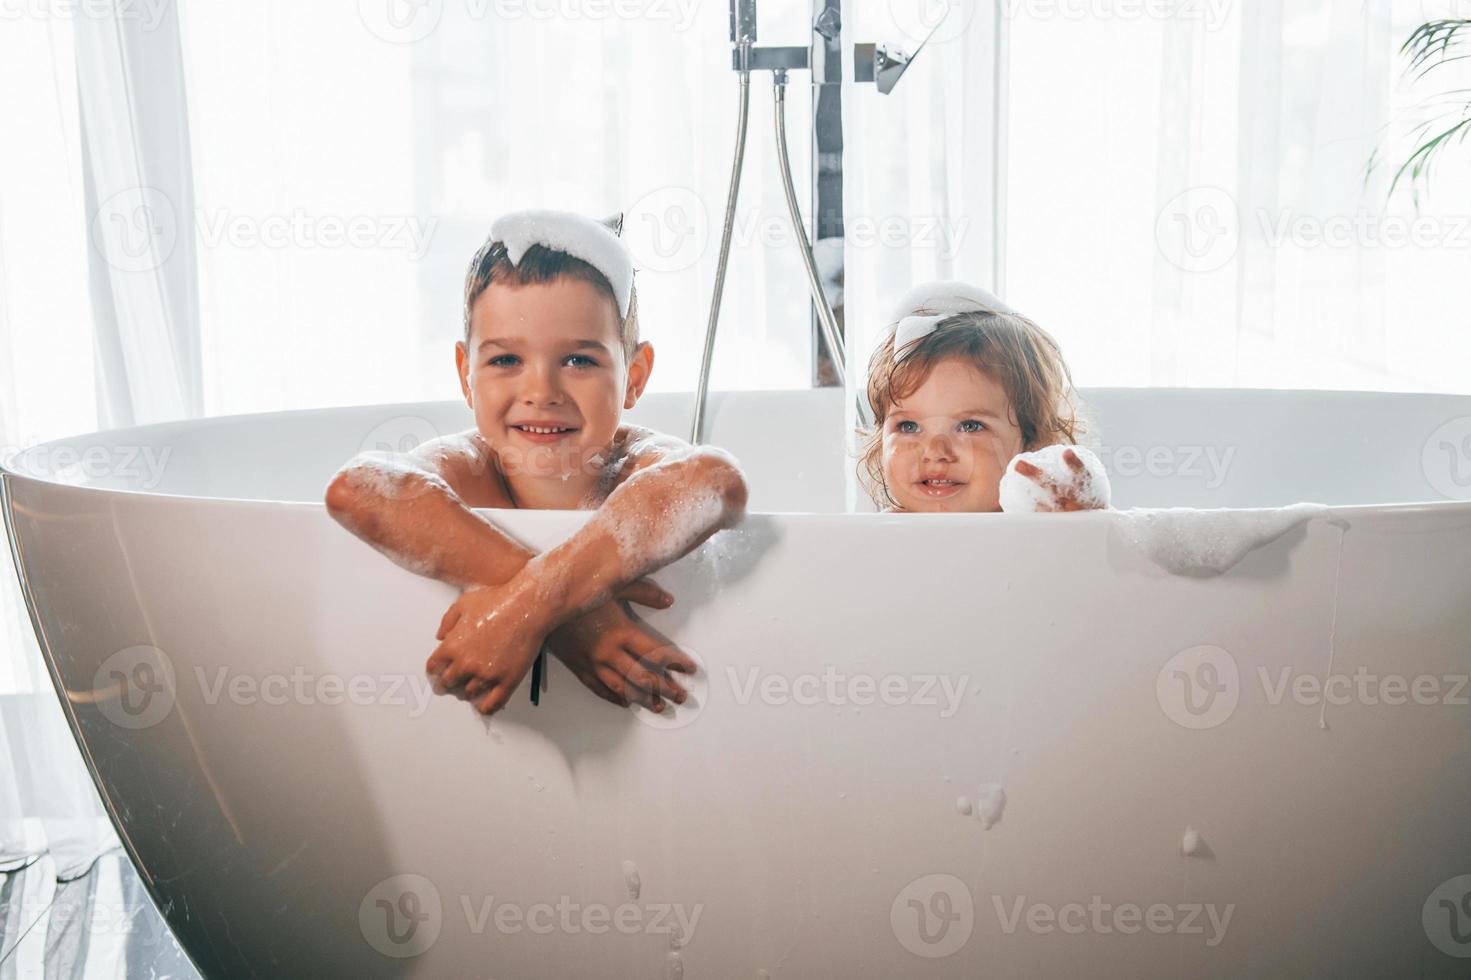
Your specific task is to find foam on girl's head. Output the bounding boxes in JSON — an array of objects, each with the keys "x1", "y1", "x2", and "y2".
[{"x1": 888, "y1": 281, "x2": 1018, "y2": 364}]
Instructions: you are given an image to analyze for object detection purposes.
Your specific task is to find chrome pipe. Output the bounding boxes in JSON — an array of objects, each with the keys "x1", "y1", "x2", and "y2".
[
  {"x1": 690, "y1": 66, "x2": 751, "y2": 445},
  {"x1": 772, "y1": 71, "x2": 846, "y2": 386}
]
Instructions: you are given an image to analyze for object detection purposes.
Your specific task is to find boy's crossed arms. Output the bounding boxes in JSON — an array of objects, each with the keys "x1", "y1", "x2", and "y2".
[{"x1": 327, "y1": 426, "x2": 745, "y2": 716}]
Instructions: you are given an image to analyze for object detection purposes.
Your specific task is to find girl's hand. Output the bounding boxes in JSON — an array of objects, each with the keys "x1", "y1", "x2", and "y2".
[
  {"x1": 1005, "y1": 445, "x2": 1111, "y2": 513},
  {"x1": 426, "y1": 580, "x2": 548, "y2": 715}
]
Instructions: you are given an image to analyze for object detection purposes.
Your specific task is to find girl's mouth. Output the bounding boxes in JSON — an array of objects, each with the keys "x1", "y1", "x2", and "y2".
[{"x1": 917, "y1": 478, "x2": 965, "y2": 498}]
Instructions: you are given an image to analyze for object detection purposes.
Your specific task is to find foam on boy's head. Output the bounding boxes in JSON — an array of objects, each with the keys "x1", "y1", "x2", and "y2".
[
  {"x1": 492, "y1": 210, "x2": 633, "y2": 318},
  {"x1": 463, "y1": 210, "x2": 640, "y2": 360}
]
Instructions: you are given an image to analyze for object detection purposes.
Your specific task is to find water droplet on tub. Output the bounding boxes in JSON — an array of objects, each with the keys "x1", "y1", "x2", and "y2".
[
  {"x1": 758, "y1": 970, "x2": 771, "y2": 980},
  {"x1": 955, "y1": 796, "x2": 973, "y2": 816},
  {"x1": 667, "y1": 951, "x2": 684, "y2": 979},
  {"x1": 622, "y1": 860, "x2": 642, "y2": 899}
]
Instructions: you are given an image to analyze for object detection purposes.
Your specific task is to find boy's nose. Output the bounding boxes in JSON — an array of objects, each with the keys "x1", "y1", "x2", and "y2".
[{"x1": 520, "y1": 365, "x2": 565, "y2": 406}]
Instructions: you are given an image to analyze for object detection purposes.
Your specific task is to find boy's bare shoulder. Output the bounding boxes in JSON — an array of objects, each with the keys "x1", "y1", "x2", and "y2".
[
  {"x1": 610, "y1": 424, "x2": 693, "y2": 479},
  {"x1": 409, "y1": 430, "x2": 514, "y2": 508}
]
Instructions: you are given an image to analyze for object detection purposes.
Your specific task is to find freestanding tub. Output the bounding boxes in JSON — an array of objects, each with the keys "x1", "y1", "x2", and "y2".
[{"x1": 3, "y1": 387, "x2": 1470, "y2": 979}]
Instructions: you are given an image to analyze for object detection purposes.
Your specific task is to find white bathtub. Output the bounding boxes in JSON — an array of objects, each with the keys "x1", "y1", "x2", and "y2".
[{"x1": 4, "y1": 388, "x2": 1471, "y2": 979}]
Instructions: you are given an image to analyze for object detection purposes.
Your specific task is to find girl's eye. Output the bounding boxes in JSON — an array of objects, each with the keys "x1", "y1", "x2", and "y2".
[
  {"x1": 564, "y1": 354, "x2": 599, "y2": 368},
  {"x1": 958, "y1": 419, "x2": 987, "y2": 433},
  {"x1": 487, "y1": 354, "x2": 520, "y2": 368},
  {"x1": 896, "y1": 420, "x2": 919, "y2": 434}
]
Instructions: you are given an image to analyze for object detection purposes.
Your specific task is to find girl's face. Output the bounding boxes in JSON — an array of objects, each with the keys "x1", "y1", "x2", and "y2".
[{"x1": 881, "y1": 358, "x2": 1025, "y2": 513}]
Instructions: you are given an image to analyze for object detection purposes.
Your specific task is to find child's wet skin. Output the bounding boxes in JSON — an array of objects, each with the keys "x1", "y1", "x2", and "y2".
[
  {"x1": 455, "y1": 277, "x2": 653, "y2": 511},
  {"x1": 328, "y1": 219, "x2": 749, "y2": 717},
  {"x1": 882, "y1": 358, "x2": 1025, "y2": 513}
]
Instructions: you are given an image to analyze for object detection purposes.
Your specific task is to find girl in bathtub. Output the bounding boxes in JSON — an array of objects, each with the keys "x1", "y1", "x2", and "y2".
[{"x1": 857, "y1": 281, "x2": 1111, "y2": 514}]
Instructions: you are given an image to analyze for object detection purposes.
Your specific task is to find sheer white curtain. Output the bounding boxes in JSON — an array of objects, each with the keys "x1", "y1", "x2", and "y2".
[
  {"x1": 3, "y1": 4, "x2": 204, "y2": 971},
  {"x1": 0, "y1": 16, "x2": 116, "y2": 884},
  {"x1": 1004, "y1": 0, "x2": 1471, "y2": 393},
  {"x1": 175, "y1": 0, "x2": 825, "y2": 416},
  {"x1": 844, "y1": 0, "x2": 1008, "y2": 373}
]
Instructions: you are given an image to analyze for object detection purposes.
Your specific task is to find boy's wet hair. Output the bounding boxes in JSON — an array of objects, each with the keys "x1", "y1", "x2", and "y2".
[
  {"x1": 462, "y1": 215, "x2": 640, "y2": 361},
  {"x1": 858, "y1": 310, "x2": 1086, "y2": 510}
]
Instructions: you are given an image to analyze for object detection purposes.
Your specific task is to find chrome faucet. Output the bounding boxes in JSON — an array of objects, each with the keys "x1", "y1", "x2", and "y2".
[{"x1": 690, "y1": 0, "x2": 945, "y2": 444}]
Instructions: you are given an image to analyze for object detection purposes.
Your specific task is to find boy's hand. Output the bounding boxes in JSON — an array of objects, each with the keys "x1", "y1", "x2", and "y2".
[
  {"x1": 1011, "y1": 447, "x2": 1111, "y2": 512},
  {"x1": 546, "y1": 603, "x2": 695, "y2": 713},
  {"x1": 426, "y1": 581, "x2": 548, "y2": 715}
]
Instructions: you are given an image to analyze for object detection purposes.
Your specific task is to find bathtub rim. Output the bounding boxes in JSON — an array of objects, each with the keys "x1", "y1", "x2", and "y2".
[{"x1": 2, "y1": 386, "x2": 1470, "y2": 513}]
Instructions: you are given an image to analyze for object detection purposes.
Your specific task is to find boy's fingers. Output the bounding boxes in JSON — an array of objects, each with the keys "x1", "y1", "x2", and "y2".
[
  {"x1": 436, "y1": 605, "x2": 462, "y2": 641},
  {"x1": 425, "y1": 645, "x2": 451, "y2": 677},
  {"x1": 475, "y1": 686, "x2": 509, "y2": 716},
  {"x1": 463, "y1": 676, "x2": 489, "y2": 698},
  {"x1": 621, "y1": 648, "x2": 688, "y2": 706},
  {"x1": 574, "y1": 669, "x2": 630, "y2": 708},
  {"x1": 600, "y1": 663, "x2": 662, "y2": 712},
  {"x1": 1063, "y1": 447, "x2": 1086, "y2": 473},
  {"x1": 441, "y1": 663, "x2": 470, "y2": 689},
  {"x1": 618, "y1": 579, "x2": 674, "y2": 609},
  {"x1": 593, "y1": 667, "x2": 638, "y2": 708},
  {"x1": 629, "y1": 639, "x2": 692, "y2": 703},
  {"x1": 646, "y1": 642, "x2": 697, "y2": 677}
]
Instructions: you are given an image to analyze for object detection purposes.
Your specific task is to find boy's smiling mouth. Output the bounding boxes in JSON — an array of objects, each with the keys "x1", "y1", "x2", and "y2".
[{"x1": 510, "y1": 421, "x2": 580, "y2": 444}]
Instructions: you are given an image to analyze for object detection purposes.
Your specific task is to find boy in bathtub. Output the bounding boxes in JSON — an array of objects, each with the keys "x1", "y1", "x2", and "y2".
[
  {"x1": 858, "y1": 281, "x2": 1111, "y2": 514},
  {"x1": 326, "y1": 210, "x2": 747, "y2": 717}
]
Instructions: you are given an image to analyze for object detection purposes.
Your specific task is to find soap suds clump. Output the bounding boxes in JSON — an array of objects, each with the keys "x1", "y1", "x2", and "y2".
[
  {"x1": 975, "y1": 784, "x2": 1006, "y2": 829},
  {"x1": 1114, "y1": 503, "x2": 1332, "y2": 577},
  {"x1": 1000, "y1": 445, "x2": 1111, "y2": 513},
  {"x1": 1182, "y1": 826, "x2": 1203, "y2": 856}
]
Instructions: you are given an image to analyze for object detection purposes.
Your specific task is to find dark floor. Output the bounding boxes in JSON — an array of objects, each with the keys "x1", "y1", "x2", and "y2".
[{"x1": 0, "y1": 850, "x2": 199, "y2": 979}]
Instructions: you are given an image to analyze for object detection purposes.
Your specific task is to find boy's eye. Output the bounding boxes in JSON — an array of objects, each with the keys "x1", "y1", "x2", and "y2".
[
  {"x1": 958, "y1": 419, "x2": 987, "y2": 433},
  {"x1": 564, "y1": 354, "x2": 599, "y2": 368},
  {"x1": 486, "y1": 354, "x2": 520, "y2": 367},
  {"x1": 896, "y1": 420, "x2": 919, "y2": 434}
]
